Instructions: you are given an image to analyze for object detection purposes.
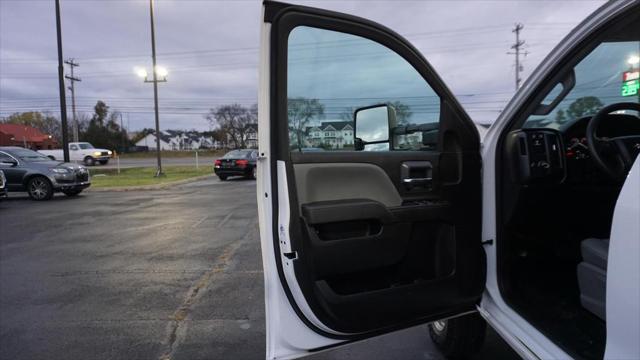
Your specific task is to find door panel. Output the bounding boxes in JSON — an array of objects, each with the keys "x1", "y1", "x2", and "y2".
[
  {"x1": 293, "y1": 163, "x2": 402, "y2": 206},
  {"x1": 285, "y1": 152, "x2": 482, "y2": 334},
  {"x1": 262, "y1": 0, "x2": 484, "y2": 349}
]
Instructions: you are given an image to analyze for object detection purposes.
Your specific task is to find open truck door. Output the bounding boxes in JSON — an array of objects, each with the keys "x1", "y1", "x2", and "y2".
[{"x1": 257, "y1": 1, "x2": 485, "y2": 358}]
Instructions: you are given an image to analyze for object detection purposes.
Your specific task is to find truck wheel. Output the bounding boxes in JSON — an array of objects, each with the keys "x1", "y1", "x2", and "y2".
[
  {"x1": 27, "y1": 176, "x2": 54, "y2": 201},
  {"x1": 99, "y1": 160, "x2": 109, "y2": 165},
  {"x1": 218, "y1": 175, "x2": 227, "y2": 181},
  {"x1": 84, "y1": 156, "x2": 95, "y2": 166},
  {"x1": 428, "y1": 313, "x2": 486, "y2": 359}
]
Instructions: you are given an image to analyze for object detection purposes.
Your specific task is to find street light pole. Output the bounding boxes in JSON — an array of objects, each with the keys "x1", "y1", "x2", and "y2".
[
  {"x1": 149, "y1": 0, "x2": 163, "y2": 177},
  {"x1": 55, "y1": 0, "x2": 70, "y2": 162}
]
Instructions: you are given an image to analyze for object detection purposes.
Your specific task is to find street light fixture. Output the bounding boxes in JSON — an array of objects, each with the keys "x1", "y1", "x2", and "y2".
[
  {"x1": 134, "y1": 67, "x2": 148, "y2": 79},
  {"x1": 135, "y1": 66, "x2": 168, "y2": 83}
]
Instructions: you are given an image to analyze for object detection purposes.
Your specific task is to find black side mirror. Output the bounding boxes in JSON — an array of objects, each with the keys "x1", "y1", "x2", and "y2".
[{"x1": 354, "y1": 138, "x2": 365, "y2": 151}]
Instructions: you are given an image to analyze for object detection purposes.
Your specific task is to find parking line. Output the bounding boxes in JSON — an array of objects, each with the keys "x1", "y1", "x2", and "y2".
[{"x1": 191, "y1": 215, "x2": 208, "y2": 228}]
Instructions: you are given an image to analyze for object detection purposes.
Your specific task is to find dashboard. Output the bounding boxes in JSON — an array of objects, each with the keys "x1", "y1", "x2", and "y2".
[
  {"x1": 561, "y1": 114, "x2": 640, "y2": 182},
  {"x1": 507, "y1": 113, "x2": 640, "y2": 185}
]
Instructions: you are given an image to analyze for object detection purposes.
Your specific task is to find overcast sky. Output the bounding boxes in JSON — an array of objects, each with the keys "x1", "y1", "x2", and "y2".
[{"x1": 0, "y1": 0, "x2": 606, "y2": 131}]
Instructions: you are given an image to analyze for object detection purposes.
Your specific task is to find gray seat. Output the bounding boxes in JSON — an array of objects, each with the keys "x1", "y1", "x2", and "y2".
[{"x1": 577, "y1": 238, "x2": 609, "y2": 320}]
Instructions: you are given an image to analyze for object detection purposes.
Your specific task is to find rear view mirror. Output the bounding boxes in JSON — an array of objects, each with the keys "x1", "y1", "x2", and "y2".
[{"x1": 354, "y1": 104, "x2": 397, "y2": 150}]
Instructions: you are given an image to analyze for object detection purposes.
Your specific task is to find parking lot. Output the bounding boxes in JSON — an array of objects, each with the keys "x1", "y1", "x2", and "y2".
[{"x1": 0, "y1": 178, "x2": 517, "y2": 360}]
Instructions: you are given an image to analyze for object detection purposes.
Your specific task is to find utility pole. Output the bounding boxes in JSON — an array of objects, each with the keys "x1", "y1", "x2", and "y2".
[
  {"x1": 136, "y1": 0, "x2": 167, "y2": 176},
  {"x1": 120, "y1": 112, "x2": 126, "y2": 154},
  {"x1": 55, "y1": 0, "x2": 70, "y2": 162},
  {"x1": 64, "y1": 58, "x2": 81, "y2": 142},
  {"x1": 509, "y1": 23, "x2": 528, "y2": 90},
  {"x1": 149, "y1": 0, "x2": 163, "y2": 177}
]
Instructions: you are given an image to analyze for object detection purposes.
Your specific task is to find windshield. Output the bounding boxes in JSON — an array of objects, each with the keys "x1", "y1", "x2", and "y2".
[
  {"x1": 222, "y1": 150, "x2": 251, "y2": 159},
  {"x1": 10, "y1": 148, "x2": 52, "y2": 162},
  {"x1": 525, "y1": 40, "x2": 640, "y2": 129},
  {"x1": 78, "y1": 143, "x2": 94, "y2": 149}
]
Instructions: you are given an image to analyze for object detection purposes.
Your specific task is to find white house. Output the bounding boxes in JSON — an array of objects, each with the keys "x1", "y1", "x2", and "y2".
[
  {"x1": 135, "y1": 132, "x2": 172, "y2": 150},
  {"x1": 305, "y1": 121, "x2": 354, "y2": 149},
  {"x1": 245, "y1": 124, "x2": 258, "y2": 149},
  {"x1": 135, "y1": 130, "x2": 218, "y2": 151}
]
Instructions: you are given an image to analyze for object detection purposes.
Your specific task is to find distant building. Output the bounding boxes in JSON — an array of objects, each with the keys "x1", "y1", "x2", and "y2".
[
  {"x1": 134, "y1": 130, "x2": 220, "y2": 151},
  {"x1": 0, "y1": 124, "x2": 58, "y2": 149},
  {"x1": 305, "y1": 121, "x2": 354, "y2": 149},
  {"x1": 135, "y1": 132, "x2": 172, "y2": 151},
  {"x1": 245, "y1": 124, "x2": 258, "y2": 149}
]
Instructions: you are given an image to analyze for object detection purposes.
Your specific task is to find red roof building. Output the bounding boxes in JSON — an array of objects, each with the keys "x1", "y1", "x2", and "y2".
[{"x1": 0, "y1": 124, "x2": 58, "y2": 150}]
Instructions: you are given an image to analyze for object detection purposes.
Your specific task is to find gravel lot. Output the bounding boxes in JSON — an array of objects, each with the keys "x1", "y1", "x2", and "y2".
[{"x1": 0, "y1": 177, "x2": 518, "y2": 360}]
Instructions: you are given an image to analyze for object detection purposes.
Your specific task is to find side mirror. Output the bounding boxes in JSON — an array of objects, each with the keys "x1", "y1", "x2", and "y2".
[{"x1": 353, "y1": 104, "x2": 396, "y2": 151}]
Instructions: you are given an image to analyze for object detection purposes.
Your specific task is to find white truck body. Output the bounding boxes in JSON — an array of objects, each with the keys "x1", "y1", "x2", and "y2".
[{"x1": 39, "y1": 142, "x2": 112, "y2": 166}]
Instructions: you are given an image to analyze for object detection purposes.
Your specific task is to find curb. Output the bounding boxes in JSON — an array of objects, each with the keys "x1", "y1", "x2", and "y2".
[{"x1": 87, "y1": 174, "x2": 215, "y2": 192}]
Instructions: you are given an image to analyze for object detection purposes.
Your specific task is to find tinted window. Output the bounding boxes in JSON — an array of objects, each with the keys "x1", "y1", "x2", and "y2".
[
  {"x1": 287, "y1": 26, "x2": 441, "y2": 152},
  {"x1": 0, "y1": 152, "x2": 14, "y2": 162},
  {"x1": 9, "y1": 148, "x2": 51, "y2": 162}
]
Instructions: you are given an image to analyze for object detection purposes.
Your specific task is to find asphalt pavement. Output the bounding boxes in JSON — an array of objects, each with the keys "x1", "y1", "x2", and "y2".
[{"x1": 0, "y1": 178, "x2": 518, "y2": 360}]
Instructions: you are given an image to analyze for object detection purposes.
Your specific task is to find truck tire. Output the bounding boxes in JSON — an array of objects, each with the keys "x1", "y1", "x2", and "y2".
[
  {"x1": 218, "y1": 175, "x2": 227, "y2": 181},
  {"x1": 99, "y1": 159, "x2": 109, "y2": 165},
  {"x1": 428, "y1": 312, "x2": 486, "y2": 359},
  {"x1": 84, "y1": 156, "x2": 95, "y2": 166},
  {"x1": 27, "y1": 176, "x2": 54, "y2": 201}
]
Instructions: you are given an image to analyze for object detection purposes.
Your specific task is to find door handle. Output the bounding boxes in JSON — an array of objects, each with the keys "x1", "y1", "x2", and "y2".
[
  {"x1": 402, "y1": 177, "x2": 432, "y2": 186},
  {"x1": 401, "y1": 161, "x2": 433, "y2": 190}
]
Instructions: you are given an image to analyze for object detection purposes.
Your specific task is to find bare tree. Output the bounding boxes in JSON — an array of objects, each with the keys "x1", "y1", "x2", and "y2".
[
  {"x1": 205, "y1": 104, "x2": 257, "y2": 149},
  {"x1": 288, "y1": 97, "x2": 324, "y2": 151},
  {"x1": 386, "y1": 101, "x2": 412, "y2": 125}
]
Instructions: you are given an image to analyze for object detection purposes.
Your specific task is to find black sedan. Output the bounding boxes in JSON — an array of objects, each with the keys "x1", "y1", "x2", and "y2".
[
  {"x1": 214, "y1": 149, "x2": 258, "y2": 181},
  {"x1": 0, "y1": 146, "x2": 91, "y2": 200}
]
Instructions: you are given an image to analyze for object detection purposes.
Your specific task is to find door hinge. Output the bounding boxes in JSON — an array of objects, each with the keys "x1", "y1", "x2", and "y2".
[{"x1": 482, "y1": 239, "x2": 494, "y2": 246}]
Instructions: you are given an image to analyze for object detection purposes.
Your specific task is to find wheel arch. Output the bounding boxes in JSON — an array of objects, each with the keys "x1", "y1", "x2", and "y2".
[{"x1": 23, "y1": 173, "x2": 53, "y2": 189}]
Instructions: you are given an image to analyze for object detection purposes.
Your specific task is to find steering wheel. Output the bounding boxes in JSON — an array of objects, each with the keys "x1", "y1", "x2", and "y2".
[{"x1": 586, "y1": 102, "x2": 640, "y2": 180}]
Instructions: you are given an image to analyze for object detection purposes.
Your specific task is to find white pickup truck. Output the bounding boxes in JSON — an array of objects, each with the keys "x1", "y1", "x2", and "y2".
[{"x1": 39, "y1": 142, "x2": 113, "y2": 166}]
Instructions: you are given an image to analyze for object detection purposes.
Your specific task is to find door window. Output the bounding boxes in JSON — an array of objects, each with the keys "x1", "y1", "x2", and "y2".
[{"x1": 287, "y1": 26, "x2": 441, "y2": 152}]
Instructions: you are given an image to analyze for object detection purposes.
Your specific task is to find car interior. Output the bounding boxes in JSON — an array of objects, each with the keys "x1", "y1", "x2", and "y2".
[{"x1": 497, "y1": 10, "x2": 640, "y2": 360}]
